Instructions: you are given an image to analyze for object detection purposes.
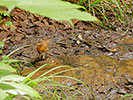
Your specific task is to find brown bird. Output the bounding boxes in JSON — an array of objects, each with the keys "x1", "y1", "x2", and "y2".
[{"x1": 37, "y1": 39, "x2": 50, "y2": 59}]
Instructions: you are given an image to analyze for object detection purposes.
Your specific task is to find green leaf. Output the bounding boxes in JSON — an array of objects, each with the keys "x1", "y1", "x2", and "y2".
[
  {"x1": 0, "y1": 11, "x2": 4, "y2": 14},
  {"x1": 5, "y1": 21, "x2": 13, "y2": 27},
  {"x1": 0, "y1": 42, "x2": 4, "y2": 47},
  {"x1": 0, "y1": 89, "x2": 10, "y2": 100},
  {"x1": 0, "y1": 73, "x2": 8, "y2": 79},
  {"x1": 0, "y1": 74, "x2": 25, "y2": 82},
  {"x1": 2, "y1": 82, "x2": 41, "y2": 99},
  {"x1": 90, "y1": 0, "x2": 104, "y2": 6},
  {"x1": 3, "y1": 12, "x2": 11, "y2": 18},
  {"x1": 0, "y1": 50, "x2": 2, "y2": 53},
  {"x1": 0, "y1": 83, "x2": 15, "y2": 90},
  {"x1": 2, "y1": 55, "x2": 10, "y2": 60},
  {"x1": 0, "y1": 0, "x2": 98, "y2": 22},
  {"x1": 0, "y1": 62, "x2": 16, "y2": 74}
]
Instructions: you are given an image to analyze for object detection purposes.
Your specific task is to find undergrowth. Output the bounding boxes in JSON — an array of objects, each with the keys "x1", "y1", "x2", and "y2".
[{"x1": 66, "y1": 0, "x2": 132, "y2": 28}]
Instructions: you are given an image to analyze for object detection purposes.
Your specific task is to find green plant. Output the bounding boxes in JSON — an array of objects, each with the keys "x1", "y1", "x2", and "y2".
[
  {"x1": 0, "y1": 42, "x2": 41, "y2": 100},
  {"x1": 0, "y1": 42, "x2": 4, "y2": 53},
  {"x1": 69, "y1": 0, "x2": 132, "y2": 27},
  {"x1": 24, "y1": 64, "x2": 96, "y2": 100},
  {"x1": 0, "y1": 10, "x2": 10, "y2": 21},
  {"x1": 118, "y1": 93, "x2": 133, "y2": 100},
  {"x1": 0, "y1": 42, "x2": 95, "y2": 99},
  {"x1": 0, "y1": 10, "x2": 13, "y2": 27},
  {"x1": 2, "y1": 44, "x2": 33, "y2": 75},
  {"x1": 0, "y1": 0, "x2": 98, "y2": 24}
]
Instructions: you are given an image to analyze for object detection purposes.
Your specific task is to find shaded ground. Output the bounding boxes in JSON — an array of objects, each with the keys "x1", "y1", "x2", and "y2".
[{"x1": 0, "y1": 8, "x2": 133, "y2": 100}]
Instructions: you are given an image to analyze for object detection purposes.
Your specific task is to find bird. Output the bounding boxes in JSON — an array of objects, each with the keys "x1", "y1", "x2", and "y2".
[{"x1": 37, "y1": 39, "x2": 51, "y2": 59}]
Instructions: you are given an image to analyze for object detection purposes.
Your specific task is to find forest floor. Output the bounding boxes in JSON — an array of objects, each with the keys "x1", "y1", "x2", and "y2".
[{"x1": 0, "y1": 8, "x2": 133, "y2": 100}]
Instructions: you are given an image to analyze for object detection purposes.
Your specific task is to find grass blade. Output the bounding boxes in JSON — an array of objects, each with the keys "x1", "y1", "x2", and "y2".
[{"x1": 7, "y1": 45, "x2": 32, "y2": 57}]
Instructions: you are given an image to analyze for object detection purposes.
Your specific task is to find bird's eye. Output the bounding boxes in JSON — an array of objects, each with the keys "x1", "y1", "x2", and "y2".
[{"x1": 40, "y1": 42, "x2": 43, "y2": 45}]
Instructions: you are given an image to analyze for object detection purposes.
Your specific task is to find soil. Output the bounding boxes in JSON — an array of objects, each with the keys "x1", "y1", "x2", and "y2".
[{"x1": 0, "y1": 7, "x2": 133, "y2": 100}]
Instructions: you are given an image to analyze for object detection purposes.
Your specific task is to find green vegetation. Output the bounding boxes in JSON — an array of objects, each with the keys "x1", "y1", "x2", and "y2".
[
  {"x1": 67, "y1": 0, "x2": 132, "y2": 27},
  {"x1": 0, "y1": 0, "x2": 98, "y2": 23},
  {"x1": 0, "y1": 10, "x2": 10, "y2": 20},
  {"x1": 0, "y1": 10, "x2": 13, "y2": 26},
  {"x1": 0, "y1": 0, "x2": 132, "y2": 99},
  {"x1": 0, "y1": 42, "x2": 41, "y2": 99},
  {"x1": 119, "y1": 93, "x2": 133, "y2": 100},
  {"x1": 0, "y1": 0, "x2": 98, "y2": 99},
  {"x1": 0, "y1": 42, "x2": 95, "y2": 99},
  {"x1": 24, "y1": 64, "x2": 95, "y2": 100},
  {"x1": 0, "y1": 0, "x2": 132, "y2": 27}
]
